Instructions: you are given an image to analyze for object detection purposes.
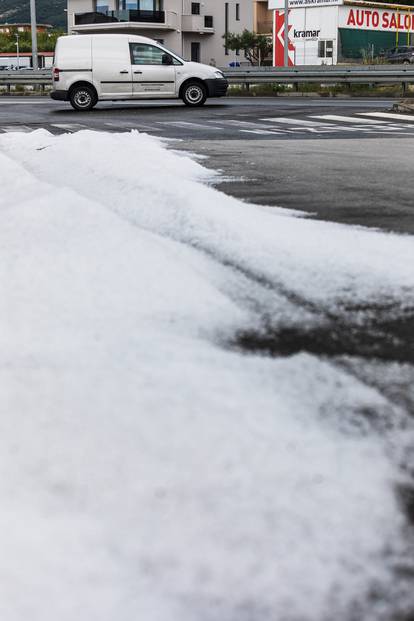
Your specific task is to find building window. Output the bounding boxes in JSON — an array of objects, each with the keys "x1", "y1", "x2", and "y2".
[
  {"x1": 236, "y1": 3, "x2": 240, "y2": 21},
  {"x1": 191, "y1": 41, "x2": 201, "y2": 62},
  {"x1": 95, "y1": 1, "x2": 109, "y2": 13},
  {"x1": 118, "y1": 0, "x2": 163, "y2": 8},
  {"x1": 191, "y1": 3, "x2": 200, "y2": 15},
  {"x1": 318, "y1": 40, "x2": 334, "y2": 59},
  {"x1": 204, "y1": 15, "x2": 213, "y2": 28}
]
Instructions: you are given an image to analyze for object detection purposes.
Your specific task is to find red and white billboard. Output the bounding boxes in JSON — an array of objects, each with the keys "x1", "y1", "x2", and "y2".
[
  {"x1": 273, "y1": 10, "x2": 296, "y2": 66},
  {"x1": 339, "y1": 6, "x2": 414, "y2": 32}
]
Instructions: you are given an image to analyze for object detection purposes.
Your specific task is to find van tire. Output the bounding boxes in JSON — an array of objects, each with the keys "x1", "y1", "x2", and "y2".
[
  {"x1": 69, "y1": 84, "x2": 98, "y2": 111},
  {"x1": 181, "y1": 81, "x2": 207, "y2": 107}
]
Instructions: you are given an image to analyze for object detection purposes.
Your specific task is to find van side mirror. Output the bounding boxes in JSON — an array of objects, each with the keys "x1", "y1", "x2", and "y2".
[{"x1": 162, "y1": 54, "x2": 173, "y2": 65}]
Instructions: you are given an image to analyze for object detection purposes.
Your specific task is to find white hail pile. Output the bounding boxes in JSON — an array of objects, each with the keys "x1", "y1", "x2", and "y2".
[{"x1": 1, "y1": 129, "x2": 413, "y2": 621}]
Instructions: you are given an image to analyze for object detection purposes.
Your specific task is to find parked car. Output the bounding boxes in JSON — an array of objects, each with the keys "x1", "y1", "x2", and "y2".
[
  {"x1": 51, "y1": 34, "x2": 228, "y2": 111},
  {"x1": 384, "y1": 46, "x2": 414, "y2": 64}
]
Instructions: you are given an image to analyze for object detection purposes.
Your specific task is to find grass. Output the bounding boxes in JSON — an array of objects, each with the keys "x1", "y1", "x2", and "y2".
[{"x1": 227, "y1": 83, "x2": 414, "y2": 98}]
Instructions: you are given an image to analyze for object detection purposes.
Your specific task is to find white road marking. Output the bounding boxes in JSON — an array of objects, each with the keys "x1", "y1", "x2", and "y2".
[
  {"x1": 367, "y1": 123, "x2": 414, "y2": 132},
  {"x1": 358, "y1": 111, "x2": 414, "y2": 122},
  {"x1": 260, "y1": 117, "x2": 376, "y2": 133},
  {"x1": 240, "y1": 129, "x2": 285, "y2": 135},
  {"x1": 104, "y1": 122, "x2": 162, "y2": 132},
  {"x1": 51, "y1": 123, "x2": 86, "y2": 132},
  {"x1": 261, "y1": 117, "x2": 323, "y2": 126},
  {"x1": 0, "y1": 125, "x2": 33, "y2": 132},
  {"x1": 158, "y1": 121, "x2": 222, "y2": 130},
  {"x1": 311, "y1": 114, "x2": 387, "y2": 124},
  {"x1": 222, "y1": 119, "x2": 292, "y2": 131}
]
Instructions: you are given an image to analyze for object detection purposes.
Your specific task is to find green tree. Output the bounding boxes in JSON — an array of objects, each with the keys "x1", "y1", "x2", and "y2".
[
  {"x1": 0, "y1": 29, "x2": 64, "y2": 54},
  {"x1": 224, "y1": 29, "x2": 272, "y2": 66}
]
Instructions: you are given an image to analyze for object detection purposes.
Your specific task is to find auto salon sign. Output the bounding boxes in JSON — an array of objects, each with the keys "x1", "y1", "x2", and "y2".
[{"x1": 339, "y1": 6, "x2": 414, "y2": 32}]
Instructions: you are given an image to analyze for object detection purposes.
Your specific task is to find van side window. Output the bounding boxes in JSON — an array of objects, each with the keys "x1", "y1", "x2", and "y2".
[{"x1": 130, "y1": 43, "x2": 180, "y2": 65}]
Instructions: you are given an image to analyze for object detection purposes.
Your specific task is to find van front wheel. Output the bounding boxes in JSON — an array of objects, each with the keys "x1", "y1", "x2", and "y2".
[
  {"x1": 69, "y1": 85, "x2": 97, "y2": 111},
  {"x1": 181, "y1": 82, "x2": 207, "y2": 107}
]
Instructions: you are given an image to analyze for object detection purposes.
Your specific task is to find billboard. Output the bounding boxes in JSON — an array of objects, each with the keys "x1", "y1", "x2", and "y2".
[
  {"x1": 339, "y1": 6, "x2": 414, "y2": 32},
  {"x1": 269, "y1": 0, "x2": 342, "y2": 8},
  {"x1": 273, "y1": 10, "x2": 295, "y2": 66}
]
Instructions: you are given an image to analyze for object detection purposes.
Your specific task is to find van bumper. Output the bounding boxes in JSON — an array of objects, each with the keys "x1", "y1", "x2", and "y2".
[
  {"x1": 50, "y1": 90, "x2": 69, "y2": 101},
  {"x1": 205, "y1": 79, "x2": 228, "y2": 98}
]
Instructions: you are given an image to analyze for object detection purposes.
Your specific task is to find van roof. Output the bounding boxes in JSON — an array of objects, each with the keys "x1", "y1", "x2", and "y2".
[{"x1": 60, "y1": 33, "x2": 159, "y2": 45}]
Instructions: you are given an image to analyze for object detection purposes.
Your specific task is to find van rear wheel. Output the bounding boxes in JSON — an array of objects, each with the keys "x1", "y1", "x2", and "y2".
[
  {"x1": 69, "y1": 85, "x2": 97, "y2": 111},
  {"x1": 181, "y1": 82, "x2": 207, "y2": 107}
]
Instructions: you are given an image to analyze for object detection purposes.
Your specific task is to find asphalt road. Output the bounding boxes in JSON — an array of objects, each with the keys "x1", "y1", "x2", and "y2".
[{"x1": 2, "y1": 95, "x2": 414, "y2": 234}]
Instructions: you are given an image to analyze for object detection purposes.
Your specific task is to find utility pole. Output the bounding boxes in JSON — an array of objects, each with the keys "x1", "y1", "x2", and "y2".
[
  {"x1": 30, "y1": 0, "x2": 39, "y2": 70},
  {"x1": 284, "y1": 0, "x2": 289, "y2": 67},
  {"x1": 15, "y1": 32, "x2": 20, "y2": 69}
]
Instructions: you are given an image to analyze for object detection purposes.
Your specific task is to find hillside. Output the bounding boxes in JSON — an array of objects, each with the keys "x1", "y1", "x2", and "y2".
[{"x1": 0, "y1": 0, "x2": 66, "y2": 29}]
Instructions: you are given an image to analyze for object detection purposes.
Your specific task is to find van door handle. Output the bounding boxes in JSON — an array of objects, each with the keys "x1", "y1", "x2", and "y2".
[
  {"x1": 119, "y1": 70, "x2": 129, "y2": 74},
  {"x1": 134, "y1": 70, "x2": 143, "y2": 74}
]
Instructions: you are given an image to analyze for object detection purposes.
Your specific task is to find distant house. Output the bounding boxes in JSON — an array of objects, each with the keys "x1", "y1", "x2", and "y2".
[{"x1": 0, "y1": 23, "x2": 53, "y2": 35}]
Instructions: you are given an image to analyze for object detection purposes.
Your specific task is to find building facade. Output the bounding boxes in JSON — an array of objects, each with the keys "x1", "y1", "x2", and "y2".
[
  {"x1": 269, "y1": 0, "x2": 414, "y2": 66},
  {"x1": 67, "y1": 0, "x2": 254, "y2": 66}
]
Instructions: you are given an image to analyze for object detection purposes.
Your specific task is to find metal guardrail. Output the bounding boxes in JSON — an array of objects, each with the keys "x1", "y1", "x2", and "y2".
[
  {"x1": 0, "y1": 66, "x2": 413, "y2": 92},
  {"x1": 0, "y1": 70, "x2": 52, "y2": 91},
  {"x1": 222, "y1": 65, "x2": 414, "y2": 86}
]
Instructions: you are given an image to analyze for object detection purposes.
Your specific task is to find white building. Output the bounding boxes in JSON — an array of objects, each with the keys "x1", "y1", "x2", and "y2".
[
  {"x1": 67, "y1": 0, "x2": 254, "y2": 67},
  {"x1": 269, "y1": 0, "x2": 414, "y2": 65}
]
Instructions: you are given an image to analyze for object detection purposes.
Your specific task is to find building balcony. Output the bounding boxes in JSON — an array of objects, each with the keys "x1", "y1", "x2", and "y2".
[
  {"x1": 73, "y1": 10, "x2": 178, "y2": 31},
  {"x1": 181, "y1": 14, "x2": 214, "y2": 34}
]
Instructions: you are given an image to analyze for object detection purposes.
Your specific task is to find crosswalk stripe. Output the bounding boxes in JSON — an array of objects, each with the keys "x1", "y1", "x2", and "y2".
[
  {"x1": 240, "y1": 129, "x2": 284, "y2": 135},
  {"x1": 261, "y1": 117, "x2": 323, "y2": 126},
  {"x1": 358, "y1": 111, "x2": 414, "y2": 122},
  {"x1": 0, "y1": 125, "x2": 33, "y2": 133},
  {"x1": 51, "y1": 123, "x2": 86, "y2": 132},
  {"x1": 311, "y1": 114, "x2": 387, "y2": 124},
  {"x1": 158, "y1": 121, "x2": 222, "y2": 130},
  {"x1": 222, "y1": 119, "x2": 292, "y2": 130},
  {"x1": 104, "y1": 122, "x2": 162, "y2": 132}
]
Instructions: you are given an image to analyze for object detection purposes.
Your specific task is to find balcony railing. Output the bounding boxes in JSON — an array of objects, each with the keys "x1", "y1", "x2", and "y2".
[
  {"x1": 74, "y1": 10, "x2": 165, "y2": 26},
  {"x1": 181, "y1": 14, "x2": 214, "y2": 32}
]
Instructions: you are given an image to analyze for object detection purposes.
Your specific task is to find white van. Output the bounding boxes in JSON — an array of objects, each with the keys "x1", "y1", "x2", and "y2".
[{"x1": 51, "y1": 34, "x2": 228, "y2": 111}]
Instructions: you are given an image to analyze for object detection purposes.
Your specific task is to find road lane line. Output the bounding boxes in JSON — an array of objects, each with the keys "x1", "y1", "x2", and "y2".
[{"x1": 311, "y1": 114, "x2": 387, "y2": 124}]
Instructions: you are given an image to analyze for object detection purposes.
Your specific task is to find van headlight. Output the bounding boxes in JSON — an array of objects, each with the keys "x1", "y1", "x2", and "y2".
[{"x1": 213, "y1": 70, "x2": 224, "y2": 79}]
